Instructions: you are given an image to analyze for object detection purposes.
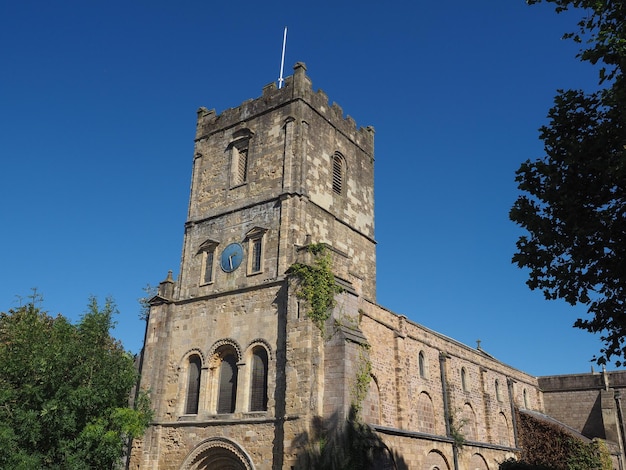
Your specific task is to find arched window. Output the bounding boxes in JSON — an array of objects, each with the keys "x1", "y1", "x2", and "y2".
[
  {"x1": 249, "y1": 347, "x2": 268, "y2": 411},
  {"x1": 185, "y1": 355, "x2": 202, "y2": 414},
  {"x1": 332, "y1": 152, "x2": 345, "y2": 195},
  {"x1": 250, "y1": 346, "x2": 268, "y2": 411},
  {"x1": 461, "y1": 367, "x2": 468, "y2": 392},
  {"x1": 419, "y1": 351, "x2": 426, "y2": 378},
  {"x1": 523, "y1": 389, "x2": 529, "y2": 409},
  {"x1": 495, "y1": 379, "x2": 502, "y2": 402},
  {"x1": 417, "y1": 392, "x2": 436, "y2": 433},
  {"x1": 462, "y1": 402, "x2": 478, "y2": 441},
  {"x1": 217, "y1": 353, "x2": 238, "y2": 413},
  {"x1": 361, "y1": 376, "x2": 381, "y2": 425}
]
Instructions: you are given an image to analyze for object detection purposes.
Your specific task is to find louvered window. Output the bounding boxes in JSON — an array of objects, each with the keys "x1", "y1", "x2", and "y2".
[
  {"x1": 236, "y1": 147, "x2": 248, "y2": 184},
  {"x1": 185, "y1": 355, "x2": 201, "y2": 414},
  {"x1": 217, "y1": 354, "x2": 238, "y2": 413},
  {"x1": 332, "y1": 153, "x2": 344, "y2": 195},
  {"x1": 250, "y1": 347, "x2": 268, "y2": 411},
  {"x1": 228, "y1": 129, "x2": 254, "y2": 188}
]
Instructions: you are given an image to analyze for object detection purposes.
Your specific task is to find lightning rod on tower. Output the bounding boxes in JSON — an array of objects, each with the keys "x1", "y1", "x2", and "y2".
[{"x1": 278, "y1": 27, "x2": 287, "y2": 89}]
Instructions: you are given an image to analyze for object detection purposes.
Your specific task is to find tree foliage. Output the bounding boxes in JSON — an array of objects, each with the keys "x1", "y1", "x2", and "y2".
[
  {"x1": 0, "y1": 293, "x2": 151, "y2": 469},
  {"x1": 511, "y1": 0, "x2": 626, "y2": 365}
]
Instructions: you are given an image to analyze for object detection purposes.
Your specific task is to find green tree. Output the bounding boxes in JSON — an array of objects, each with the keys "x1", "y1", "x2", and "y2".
[
  {"x1": 510, "y1": 0, "x2": 626, "y2": 365},
  {"x1": 0, "y1": 293, "x2": 151, "y2": 469}
]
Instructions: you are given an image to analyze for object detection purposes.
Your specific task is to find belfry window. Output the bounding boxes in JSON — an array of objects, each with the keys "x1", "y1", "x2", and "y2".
[
  {"x1": 332, "y1": 152, "x2": 345, "y2": 195},
  {"x1": 249, "y1": 347, "x2": 268, "y2": 411},
  {"x1": 228, "y1": 128, "x2": 254, "y2": 188},
  {"x1": 233, "y1": 144, "x2": 248, "y2": 185},
  {"x1": 185, "y1": 355, "x2": 202, "y2": 414},
  {"x1": 217, "y1": 353, "x2": 238, "y2": 413}
]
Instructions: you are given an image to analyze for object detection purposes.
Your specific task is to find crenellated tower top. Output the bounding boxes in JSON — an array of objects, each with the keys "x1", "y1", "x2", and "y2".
[{"x1": 195, "y1": 62, "x2": 375, "y2": 158}]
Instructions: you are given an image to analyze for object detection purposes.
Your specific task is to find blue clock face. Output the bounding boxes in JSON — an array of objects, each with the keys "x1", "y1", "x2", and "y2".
[{"x1": 220, "y1": 243, "x2": 243, "y2": 272}]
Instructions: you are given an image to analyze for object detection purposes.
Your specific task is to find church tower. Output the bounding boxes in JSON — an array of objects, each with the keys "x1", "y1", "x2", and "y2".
[{"x1": 131, "y1": 63, "x2": 376, "y2": 469}]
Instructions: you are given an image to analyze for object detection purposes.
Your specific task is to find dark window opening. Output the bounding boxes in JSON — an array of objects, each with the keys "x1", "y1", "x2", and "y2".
[
  {"x1": 251, "y1": 238, "x2": 262, "y2": 273},
  {"x1": 217, "y1": 354, "x2": 238, "y2": 413},
  {"x1": 250, "y1": 347, "x2": 268, "y2": 411},
  {"x1": 203, "y1": 250, "x2": 214, "y2": 284},
  {"x1": 186, "y1": 355, "x2": 201, "y2": 414}
]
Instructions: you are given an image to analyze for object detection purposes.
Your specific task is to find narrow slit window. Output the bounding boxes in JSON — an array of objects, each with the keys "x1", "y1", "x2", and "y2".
[
  {"x1": 332, "y1": 153, "x2": 344, "y2": 195},
  {"x1": 418, "y1": 351, "x2": 426, "y2": 378},
  {"x1": 198, "y1": 239, "x2": 218, "y2": 285},
  {"x1": 245, "y1": 227, "x2": 267, "y2": 276},
  {"x1": 203, "y1": 250, "x2": 214, "y2": 284},
  {"x1": 251, "y1": 237, "x2": 262, "y2": 273}
]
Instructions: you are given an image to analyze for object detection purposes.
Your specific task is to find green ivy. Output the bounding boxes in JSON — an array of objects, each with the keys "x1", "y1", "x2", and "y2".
[
  {"x1": 351, "y1": 345, "x2": 372, "y2": 415},
  {"x1": 288, "y1": 244, "x2": 343, "y2": 332},
  {"x1": 448, "y1": 411, "x2": 467, "y2": 449}
]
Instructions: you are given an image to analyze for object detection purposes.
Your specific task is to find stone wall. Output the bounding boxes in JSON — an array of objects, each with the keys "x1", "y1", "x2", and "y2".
[
  {"x1": 539, "y1": 371, "x2": 626, "y2": 446},
  {"x1": 130, "y1": 63, "x2": 626, "y2": 469}
]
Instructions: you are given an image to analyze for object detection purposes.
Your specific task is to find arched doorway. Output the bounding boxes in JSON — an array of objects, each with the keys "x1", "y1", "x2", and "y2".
[{"x1": 181, "y1": 438, "x2": 254, "y2": 470}]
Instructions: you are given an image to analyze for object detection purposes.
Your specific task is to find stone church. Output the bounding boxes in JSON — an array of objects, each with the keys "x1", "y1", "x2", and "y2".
[{"x1": 129, "y1": 63, "x2": 626, "y2": 469}]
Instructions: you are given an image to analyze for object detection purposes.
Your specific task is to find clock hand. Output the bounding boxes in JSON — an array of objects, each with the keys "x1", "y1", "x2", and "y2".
[{"x1": 229, "y1": 254, "x2": 233, "y2": 270}]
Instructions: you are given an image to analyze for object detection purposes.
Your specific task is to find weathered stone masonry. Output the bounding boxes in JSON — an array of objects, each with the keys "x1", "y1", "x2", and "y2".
[{"x1": 130, "y1": 63, "x2": 626, "y2": 470}]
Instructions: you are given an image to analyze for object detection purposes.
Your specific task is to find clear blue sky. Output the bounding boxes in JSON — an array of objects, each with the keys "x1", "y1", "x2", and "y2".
[{"x1": 1, "y1": 0, "x2": 613, "y2": 376}]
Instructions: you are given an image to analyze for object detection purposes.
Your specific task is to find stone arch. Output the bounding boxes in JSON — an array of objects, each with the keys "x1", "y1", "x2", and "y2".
[
  {"x1": 417, "y1": 391, "x2": 436, "y2": 434},
  {"x1": 175, "y1": 349, "x2": 206, "y2": 416},
  {"x1": 245, "y1": 338, "x2": 273, "y2": 360},
  {"x1": 461, "y1": 402, "x2": 478, "y2": 441},
  {"x1": 208, "y1": 338, "x2": 243, "y2": 364},
  {"x1": 468, "y1": 452, "x2": 489, "y2": 470},
  {"x1": 361, "y1": 374, "x2": 381, "y2": 425},
  {"x1": 423, "y1": 449, "x2": 450, "y2": 470},
  {"x1": 181, "y1": 437, "x2": 254, "y2": 470},
  {"x1": 497, "y1": 411, "x2": 511, "y2": 446},
  {"x1": 205, "y1": 339, "x2": 243, "y2": 414},
  {"x1": 178, "y1": 347, "x2": 206, "y2": 367}
]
